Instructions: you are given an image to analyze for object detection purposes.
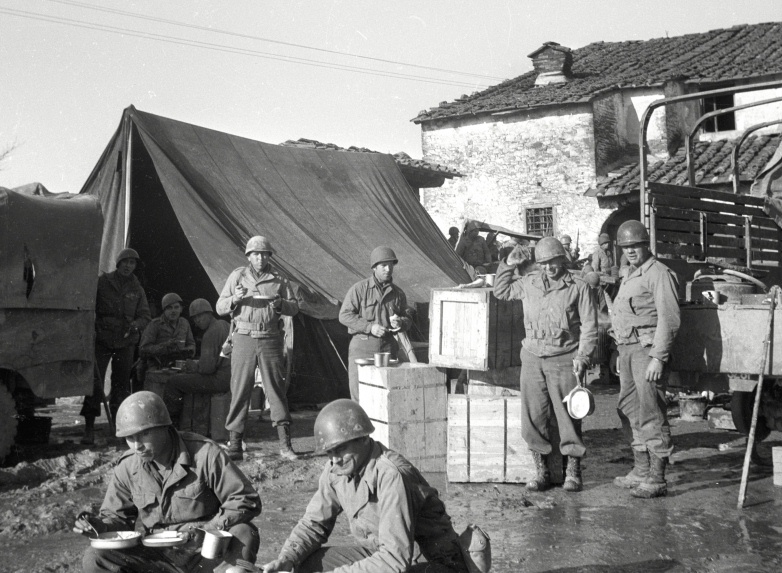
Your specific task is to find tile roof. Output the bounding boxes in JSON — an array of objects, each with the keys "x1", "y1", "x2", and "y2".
[
  {"x1": 279, "y1": 138, "x2": 461, "y2": 178},
  {"x1": 587, "y1": 133, "x2": 782, "y2": 197},
  {"x1": 414, "y1": 22, "x2": 782, "y2": 123}
]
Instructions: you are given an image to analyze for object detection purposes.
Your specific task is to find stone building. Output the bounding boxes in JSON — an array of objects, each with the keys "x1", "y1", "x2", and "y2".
[{"x1": 413, "y1": 22, "x2": 782, "y2": 256}]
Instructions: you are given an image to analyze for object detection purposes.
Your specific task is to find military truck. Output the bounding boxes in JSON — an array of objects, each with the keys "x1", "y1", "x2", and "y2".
[
  {"x1": 632, "y1": 82, "x2": 782, "y2": 438},
  {"x1": 0, "y1": 186, "x2": 103, "y2": 462}
]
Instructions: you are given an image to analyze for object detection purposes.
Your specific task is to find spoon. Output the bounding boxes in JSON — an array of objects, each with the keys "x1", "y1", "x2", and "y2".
[{"x1": 77, "y1": 511, "x2": 100, "y2": 539}]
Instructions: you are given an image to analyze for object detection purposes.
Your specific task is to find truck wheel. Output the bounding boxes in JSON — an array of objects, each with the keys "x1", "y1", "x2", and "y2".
[
  {"x1": 731, "y1": 390, "x2": 771, "y2": 442},
  {"x1": 0, "y1": 385, "x2": 18, "y2": 463}
]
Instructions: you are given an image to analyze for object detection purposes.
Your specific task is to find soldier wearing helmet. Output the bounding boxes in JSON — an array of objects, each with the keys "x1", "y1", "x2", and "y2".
[
  {"x1": 338, "y1": 246, "x2": 412, "y2": 402},
  {"x1": 262, "y1": 399, "x2": 467, "y2": 573},
  {"x1": 138, "y1": 293, "x2": 196, "y2": 381},
  {"x1": 447, "y1": 226, "x2": 460, "y2": 248},
  {"x1": 590, "y1": 232, "x2": 615, "y2": 278},
  {"x1": 455, "y1": 221, "x2": 492, "y2": 268},
  {"x1": 216, "y1": 236, "x2": 300, "y2": 461},
  {"x1": 164, "y1": 299, "x2": 232, "y2": 427},
  {"x1": 611, "y1": 220, "x2": 680, "y2": 499},
  {"x1": 560, "y1": 234, "x2": 579, "y2": 269},
  {"x1": 74, "y1": 392, "x2": 261, "y2": 572},
  {"x1": 494, "y1": 236, "x2": 598, "y2": 493},
  {"x1": 80, "y1": 247, "x2": 151, "y2": 445}
]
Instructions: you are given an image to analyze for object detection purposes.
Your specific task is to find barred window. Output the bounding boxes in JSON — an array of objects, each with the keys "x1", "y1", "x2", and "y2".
[{"x1": 526, "y1": 206, "x2": 554, "y2": 236}]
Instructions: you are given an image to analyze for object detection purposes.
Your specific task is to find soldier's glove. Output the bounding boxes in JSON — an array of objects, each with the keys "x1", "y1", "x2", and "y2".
[{"x1": 506, "y1": 244, "x2": 531, "y2": 266}]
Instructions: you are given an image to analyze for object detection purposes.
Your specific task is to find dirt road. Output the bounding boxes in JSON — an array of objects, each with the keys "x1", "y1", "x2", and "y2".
[{"x1": 2, "y1": 388, "x2": 781, "y2": 572}]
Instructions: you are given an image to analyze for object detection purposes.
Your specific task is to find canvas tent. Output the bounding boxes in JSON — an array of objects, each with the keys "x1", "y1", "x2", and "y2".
[{"x1": 80, "y1": 106, "x2": 470, "y2": 403}]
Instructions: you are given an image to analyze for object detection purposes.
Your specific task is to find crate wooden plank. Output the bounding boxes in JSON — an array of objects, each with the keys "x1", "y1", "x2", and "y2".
[
  {"x1": 654, "y1": 204, "x2": 778, "y2": 230},
  {"x1": 447, "y1": 395, "x2": 563, "y2": 484},
  {"x1": 429, "y1": 288, "x2": 523, "y2": 370},
  {"x1": 359, "y1": 363, "x2": 447, "y2": 473},
  {"x1": 656, "y1": 218, "x2": 779, "y2": 241},
  {"x1": 650, "y1": 181, "x2": 766, "y2": 206}
]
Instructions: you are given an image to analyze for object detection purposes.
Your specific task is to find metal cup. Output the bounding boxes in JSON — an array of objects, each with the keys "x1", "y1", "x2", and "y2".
[
  {"x1": 374, "y1": 352, "x2": 391, "y2": 367},
  {"x1": 200, "y1": 529, "x2": 232, "y2": 560},
  {"x1": 484, "y1": 273, "x2": 496, "y2": 287}
]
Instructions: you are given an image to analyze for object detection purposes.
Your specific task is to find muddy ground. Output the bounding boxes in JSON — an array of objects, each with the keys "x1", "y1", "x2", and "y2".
[{"x1": 2, "y1": 387, "x2": 781, "y2": 573}]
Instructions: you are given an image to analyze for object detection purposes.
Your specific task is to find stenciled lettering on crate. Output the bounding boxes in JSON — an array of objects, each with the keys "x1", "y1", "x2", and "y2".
[
  {"x1": 358, "y1": 363, "x2": 447, "y2": 473},
  {"x1": 429, "y1": 288, "x2": 524, "y2": 371},
  {"x1": 447, "y1": 394, "x2": 562, "y2": 484}
]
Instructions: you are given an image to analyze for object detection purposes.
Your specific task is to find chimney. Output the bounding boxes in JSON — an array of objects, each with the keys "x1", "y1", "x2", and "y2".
[{"x1": 528, "y1": 42, "x2": 573, "y2": 86}]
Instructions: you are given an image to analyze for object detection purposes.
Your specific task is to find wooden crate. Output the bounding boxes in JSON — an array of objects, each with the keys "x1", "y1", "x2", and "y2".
[
  {"x1": 466, "y1": 366, "x2": 521, "y2": 396},
  {"x1": 180, "y1": 393, "x2": 231, "y2": 441},
  {"x1": 447, "y1": 395, "x2": 562, "y2": 484},
  {"x1": 358, "y1": 363, "x2": 447, "y2": 473},
  {"x1": 429, "y1": 287, "x2": 524, "y2": 370}
]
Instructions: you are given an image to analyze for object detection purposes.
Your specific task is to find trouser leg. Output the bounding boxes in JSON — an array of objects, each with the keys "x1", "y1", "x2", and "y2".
[
  {"x1": 347, "y1": 335, "x2": 391, "y2": 402},
  {"x1": 257, "y1": 336, "x2": 291, "y2": 427},
  {"x1": 225, "y1": 334, "x2": 257, "y2": 434},
  {"x1": 165, "y1": 372, "x2": 231, "y2": 421},
  {"x1": 109, "y1": 346, "x2": 135, "y2": 415},
  {"x1": 81, "y1": 345, "x2": 112, "y2": 418},
  {"x1": 297, "y1": 545, "x2": 375, "y2": 573},
  {"x1": 82, "y1": 546, "x2": 186, "y2": 573},
  {"x1": 617, "y1": 343, "x2": 672, "y2": 458},
  {"x1": 541, "y1": 350, "x2": 586, "y2": 458},
  {"x1": 520, "y1": 349, "x2": 553, "y2": 455}
]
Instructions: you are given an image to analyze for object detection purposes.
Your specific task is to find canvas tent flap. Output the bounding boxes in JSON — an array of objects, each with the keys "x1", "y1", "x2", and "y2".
[
  {"x1": 81, "y1": 107, "x2": 470, "y2": 318},
  {"x1": 0, "y1": 188, "x2": 103, "y2": 310}
]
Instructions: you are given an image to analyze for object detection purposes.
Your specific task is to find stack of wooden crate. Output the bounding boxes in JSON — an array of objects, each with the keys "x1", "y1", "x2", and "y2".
[
  {"x1": 358, "y1": 362, "x2": 447, "y2": 473},
  {"x1": 429, "y1": 286, "x2": 562, "y2": 484}
]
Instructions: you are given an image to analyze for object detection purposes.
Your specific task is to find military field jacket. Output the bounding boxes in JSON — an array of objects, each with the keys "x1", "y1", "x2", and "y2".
[
  {"x1": 456, "y1": 235, "x2": 491, "y2": 267},
  {"x1": 97, "y1": 430, "x2": 261, "y2": 534},
  {"x1": 611, "y1": 256, "x2": 681, "y2": 362},
  {"x1": 196, "y1": 318, "x2": 231, "y2": 376},
  {"x1": 494, "y1": 261, "x2": 598, "y2": 361},
  {"x1": 139, "y1": 316, "x2": 196, "y2": 359},
  {"x1": 216, "y1": 265, "x2": 298, "y2": 338},
  {"x1": 339, "y1": 278, "x2": 411, "y2": 337},
  {"x1": 278, "y1": 441, "x2": 463, "y2": 573},
  {"x1": 592, "y1": 247, "x2": 614, "y2": 275},
  {"x1": 94, "y1": 271, "x2": 151, "y2": 348}
]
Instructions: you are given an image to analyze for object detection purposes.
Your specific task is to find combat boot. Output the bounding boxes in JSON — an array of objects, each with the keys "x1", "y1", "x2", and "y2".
[
  {"x1": 632, "y1": 453, "x2": 668, "y2": 498},
  {"x1": 278, "y1": 424, "x2": 300, "y2": 461},
  {"x1": 614, "y1": 449, "x2": 650, "y2": 489},
  {"x1": 563, "y1": 456, "x2": 582, "y2": 492},
  {"x1": 227, "y1": 431, "x2": 244, "y2": 461},
  {"x1": 526, "y1": 451, "x2": 551, "y2": 491}
]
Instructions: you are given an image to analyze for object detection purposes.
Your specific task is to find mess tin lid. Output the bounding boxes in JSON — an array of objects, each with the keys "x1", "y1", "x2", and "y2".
[{"x1": 562, "y1": 386, "x2": 595, "y2": 419}]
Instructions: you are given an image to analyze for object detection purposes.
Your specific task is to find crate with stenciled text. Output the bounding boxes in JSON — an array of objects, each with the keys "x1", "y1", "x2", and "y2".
[
  {"x1": 429, "y1": 287, "x2": 524, "y2": 370},
  {"x1": 358, "y1": 362, "x2": 447, "y2": 473},
  {"x1": 447, "y1": 394, "x2": 563, "y2": 484}
]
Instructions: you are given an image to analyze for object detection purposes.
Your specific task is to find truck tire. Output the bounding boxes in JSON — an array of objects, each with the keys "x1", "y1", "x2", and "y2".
[
  {"x1": 731, "y1": 390, "x2": 770, "y2": 442},
  {"x1": 0, "y1": 385, "x2": 18, "y2": 463}
]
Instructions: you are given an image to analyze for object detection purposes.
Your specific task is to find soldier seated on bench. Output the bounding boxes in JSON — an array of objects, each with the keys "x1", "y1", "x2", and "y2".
[
  {"x1": 137, "y1": 293, "x2": 196, "y2": 384},
  {"x1": 164, "y1": 299, "x2": 231, "y2": 428}
]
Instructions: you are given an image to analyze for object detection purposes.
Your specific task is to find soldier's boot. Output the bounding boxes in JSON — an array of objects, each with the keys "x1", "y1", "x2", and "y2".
[
  {"x1": 526, "y1": 452, "x2": 551, "y2": 492},
  {"x1": 614, "y1": 449, "x2": 650, "y2": 489},
  {"x1": 278, "y1": 424, "x2": 300, "y2": 461},
  {"x1": 227, "y1": 432, "x2": 244, "y2": 461},
  {"x1": 632, "y1": 453, "x2": 668, "y2": 498},
  {"x1": 80, "y1": 416, "x2": 95, "y2": 446},
  {"x1": 563, "y1": 456, "x2": 583, "y2": 492}
]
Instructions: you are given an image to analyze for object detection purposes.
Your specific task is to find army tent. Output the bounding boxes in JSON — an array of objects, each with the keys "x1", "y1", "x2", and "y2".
[{"x1": 80, "y1": 106, "x2": 469, "y2": 403}]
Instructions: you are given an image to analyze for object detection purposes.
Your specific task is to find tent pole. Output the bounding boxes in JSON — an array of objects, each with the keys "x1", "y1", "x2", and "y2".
[{"x1": 124, "y1": 118, "x2": 133, "y2": 246}]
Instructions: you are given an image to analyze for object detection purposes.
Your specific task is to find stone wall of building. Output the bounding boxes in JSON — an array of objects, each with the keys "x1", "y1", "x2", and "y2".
[{"x1": 420, "y1": 105, "x2": 609, "y2": 255}]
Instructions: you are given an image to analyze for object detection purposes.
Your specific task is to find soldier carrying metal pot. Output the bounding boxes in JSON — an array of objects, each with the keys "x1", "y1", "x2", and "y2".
[{"x1": 494, "y1": 236, "x2": 599, "y2": 493}]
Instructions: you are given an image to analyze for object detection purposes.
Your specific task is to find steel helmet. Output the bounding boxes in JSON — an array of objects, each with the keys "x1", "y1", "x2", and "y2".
[
  {"x1": 189, "y1": 298, "x2": 213, "y2": 317},
  {"x1": 244, "y1": 236, "x2": 274, "y2": 255},
  {"x1": 370, "y1": 246, "x2": 398, "y2": 268},
  {"x1": 161, "y1": 293, "x2": 183, "y2": 310},
  {"x1": 534, "y1": 237, "x2": 568, "y2": 263},
  {"x1": 598, "y1": 233, "x2": 611, "y2": 246},
  {"x1": 314, "y1": 399, "x2": 375, "y2": 453},
  {"x1": 616, "y1": 220, "x2": 649, "y2": 247},
  {"x1": 115, "y1": 248, "x2": 140, "y2": 267},
  {"x1": 115, "y1": 391, "x2": 172, "y2": 437},
  {"x1": 560, "y1": 234, "x2": 572, "y2": 245}
]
